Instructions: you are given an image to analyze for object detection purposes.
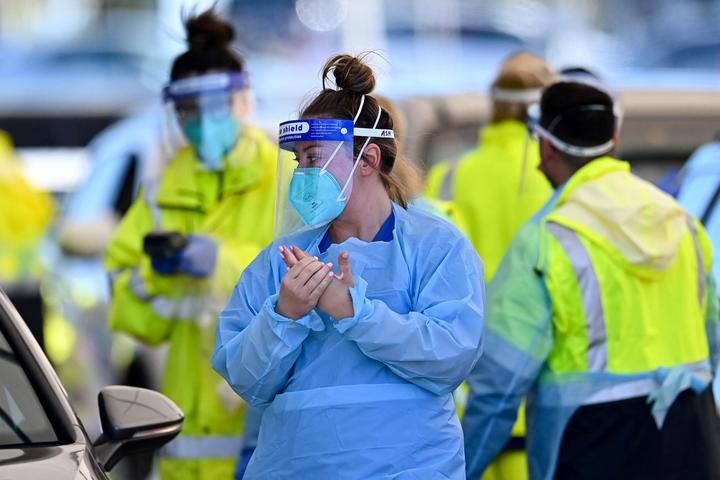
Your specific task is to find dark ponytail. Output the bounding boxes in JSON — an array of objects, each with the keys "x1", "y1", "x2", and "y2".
[
  {"x1": 170, "y1": 9, "x2": 244, "y2": 81},
  {"x1": 300, "y1": 54, "x2": 418, "y2": 208}
]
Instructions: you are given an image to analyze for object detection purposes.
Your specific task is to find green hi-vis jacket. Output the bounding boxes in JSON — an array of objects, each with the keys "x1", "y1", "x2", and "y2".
[
  {"x1": 463, "y1": 157, "x2": 719, "y2": 480},
  {"x1": 425, "y1": 120, "x2": 551, "y2": 454},
  {"x1": 105, "y1": 126, "x2": 276, "y2": 480}
]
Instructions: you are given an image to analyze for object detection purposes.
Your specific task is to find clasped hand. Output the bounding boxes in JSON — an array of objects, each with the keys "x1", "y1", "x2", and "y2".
[{"x1": 275, "y1": 245, "x2": 354, "y2": 321}]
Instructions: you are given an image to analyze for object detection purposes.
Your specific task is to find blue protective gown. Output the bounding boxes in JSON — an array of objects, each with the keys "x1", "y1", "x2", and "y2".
[
  {"x1": 677, "y1": 141, "x2": 720, "y2": 283},
  {"x1": 212, "y1": 203, "x2": 485, "y2": 479},
  {"x1": 676, "y1": 140, "x2": 720, "y2": 400}
]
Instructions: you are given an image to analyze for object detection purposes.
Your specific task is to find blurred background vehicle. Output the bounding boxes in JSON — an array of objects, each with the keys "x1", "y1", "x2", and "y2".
[{"x1": 0, "y1": 289, "x2": 183, "y2": 479}]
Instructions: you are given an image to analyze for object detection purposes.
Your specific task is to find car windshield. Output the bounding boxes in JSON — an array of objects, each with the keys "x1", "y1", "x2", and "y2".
[{"x1": 0, "y1": 330, "x2": 58, "y2": 446}]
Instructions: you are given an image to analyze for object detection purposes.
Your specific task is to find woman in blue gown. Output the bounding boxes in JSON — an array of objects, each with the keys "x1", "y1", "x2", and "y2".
[{"x1": 211, "y1": 54, "x2": 485, "y2": 479}]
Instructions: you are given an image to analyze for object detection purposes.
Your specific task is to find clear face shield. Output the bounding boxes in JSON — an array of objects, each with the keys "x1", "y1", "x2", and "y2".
[
  {"x1": 162, "y1": 72, "x2": 249, "y2": 170},
  {"x1": 274, "y1": 96, "x2": 395, "y2": 238},
  {"x1": 489, "y1": 86, "x2": 545, "y2": 195}
]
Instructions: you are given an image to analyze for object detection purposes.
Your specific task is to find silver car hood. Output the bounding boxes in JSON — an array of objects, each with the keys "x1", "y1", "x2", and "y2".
[{"x1": 0, "y1": 442, "x2": 106, "y2": 480}]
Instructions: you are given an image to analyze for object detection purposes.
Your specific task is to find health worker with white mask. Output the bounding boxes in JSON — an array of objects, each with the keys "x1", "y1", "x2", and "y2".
[{"x1": 211, "y1": 53, "x2": 485, "y2": 478}]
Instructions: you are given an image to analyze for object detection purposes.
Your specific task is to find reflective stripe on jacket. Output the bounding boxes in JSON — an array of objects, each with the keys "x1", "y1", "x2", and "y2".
[{"x1": 463, "y1": 157, "x2": 719, "y2": 479}]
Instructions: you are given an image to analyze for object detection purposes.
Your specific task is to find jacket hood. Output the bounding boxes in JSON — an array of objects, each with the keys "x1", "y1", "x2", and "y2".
[{"x1": 550, "y1": 157, "x2": 688, "y2": 274}]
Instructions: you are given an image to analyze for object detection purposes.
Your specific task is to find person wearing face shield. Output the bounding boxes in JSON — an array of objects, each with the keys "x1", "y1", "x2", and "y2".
[
  {"x1": 424, "y1": 51, "x2": 555, "y2": 282},
  {"x1": 462, "y1": 81, "x2": 720, "y2": 480},
  {"x1": 104, "y1": 9, "x2": 276, "y2": 480},
  {"x1": 211, "y1": 54, "x2": 485, "y2": 478}
]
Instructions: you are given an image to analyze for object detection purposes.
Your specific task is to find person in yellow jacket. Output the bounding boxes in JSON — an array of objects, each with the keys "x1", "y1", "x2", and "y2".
[
  {"x1": 424, "y1": 52, "x2": 555, "y2": 480},
  {"x1": 0, "y1": 129, "x2": 55, "y2": 349},
  {"x1": 425, "y1": 51, "x2": 555, "y2": 281},
  {"x1": 105, "y1": 10, "x2": 276, "y2": 480},
  {"x1": 463, "y1": 81, "x2": 720, "y2": 479}
]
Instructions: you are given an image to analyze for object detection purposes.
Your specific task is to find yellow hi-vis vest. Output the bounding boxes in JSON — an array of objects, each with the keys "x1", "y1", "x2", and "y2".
[
  {"x1": 544, "y1": 158, "x2": 711, "y2": 375},
  {"x1": 424, "y1": 120, "x2": 552, "y2": 282},
  {"x1": 105, "y1": 125, "x2": 277, "y2": 480},
  {"x1": 462, "y1": 157, "x2": 718, "y2": 480}
]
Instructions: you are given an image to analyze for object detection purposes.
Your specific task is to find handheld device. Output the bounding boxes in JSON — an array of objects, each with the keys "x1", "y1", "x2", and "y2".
[{"x1": 143, "y1": 231, "x2": 188, "y2": 259}]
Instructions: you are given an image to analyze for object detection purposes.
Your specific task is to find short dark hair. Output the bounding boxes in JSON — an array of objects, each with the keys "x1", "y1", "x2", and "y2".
[{"x1": 540, "y1": 82, "x2": 615, "y2": 163}]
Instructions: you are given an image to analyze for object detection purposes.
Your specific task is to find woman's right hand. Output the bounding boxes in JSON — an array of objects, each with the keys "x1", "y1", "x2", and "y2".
[
  {"x1": 275, "y1": 254, "x2": 335, "y2": 320},
  {"x1": 279, "y1": 246, "x2": 354, "y2": 320}
]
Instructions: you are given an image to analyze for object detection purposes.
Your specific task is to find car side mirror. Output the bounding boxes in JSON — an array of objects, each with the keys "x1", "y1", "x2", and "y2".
[{"x1": 93, "y1": 386, "x2": 183, "y2": 471}]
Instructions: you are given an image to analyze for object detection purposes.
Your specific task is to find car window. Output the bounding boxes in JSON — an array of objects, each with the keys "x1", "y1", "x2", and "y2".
[{"x1": 0, "y1": 332, "x2": 58, "y2": 446}]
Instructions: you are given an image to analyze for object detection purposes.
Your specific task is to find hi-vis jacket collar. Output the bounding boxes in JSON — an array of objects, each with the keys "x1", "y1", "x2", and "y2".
[
  {"x1": 551, "y1": 157, "x2": 688, "y2": 274},
  {"x1": 163, "y1": 72, "x2": 249, "y2": 101}
]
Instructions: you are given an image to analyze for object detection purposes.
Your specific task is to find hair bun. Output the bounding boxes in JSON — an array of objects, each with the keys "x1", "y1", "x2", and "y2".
[
  {"x1": 185, "y1": 9, "x2": 234, "y2": 51},
  {"x1": 322, "y1": 54, "x2": 375, "y2": 95}
]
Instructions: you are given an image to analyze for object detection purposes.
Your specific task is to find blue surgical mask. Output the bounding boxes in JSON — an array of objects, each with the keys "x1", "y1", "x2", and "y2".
[
  {"x1": 182, "y1": 115, "x2": 240, "y2": 170},
  {"x1": 288, "y1": 168, "x2": 346, "y2": 227}
]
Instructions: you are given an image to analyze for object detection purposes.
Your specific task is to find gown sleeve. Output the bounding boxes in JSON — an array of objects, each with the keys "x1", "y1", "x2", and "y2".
[
  {"x1": 334, "y1": 233, "x2": 486, "y2": 396},
  {"x1": 211, "y1": 246, "x2": 325, "y2": 407}
]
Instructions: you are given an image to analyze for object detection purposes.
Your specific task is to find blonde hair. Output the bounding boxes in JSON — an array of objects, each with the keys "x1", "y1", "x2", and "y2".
[
  {"x1": 373, "y1": 94, "x2": 422, "y2": 206},
  {"x1": 491, "y1": 51, "x2": 555, "y2": 123}
]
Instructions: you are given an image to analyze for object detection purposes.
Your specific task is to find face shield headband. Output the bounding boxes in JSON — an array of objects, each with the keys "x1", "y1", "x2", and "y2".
[
  {"x1": 490, "y1": 86, "x2": 543, "y2": 104},
  {"x1": 162, "y1": 71, "x2": 249, "y2": 101},
  {"x1": 527, "y1": 103, "x2": 616, "y2": 158},
  {"x1": 279, "y1": 95, "x2": 395, "y2": 203},
  {"x1": 161, "y1": 72, "x2": 250, "y2": 170}
]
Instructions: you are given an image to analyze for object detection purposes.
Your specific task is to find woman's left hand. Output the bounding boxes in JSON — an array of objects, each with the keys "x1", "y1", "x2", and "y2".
[{"x1": 280, "y1": 245, "x2": 355, "y2": 320}]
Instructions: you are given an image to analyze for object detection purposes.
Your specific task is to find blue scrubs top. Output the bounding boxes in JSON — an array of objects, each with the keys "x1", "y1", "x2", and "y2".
[{"x1": 212, "y1": 203, "x2": 485, "y2": 478}]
